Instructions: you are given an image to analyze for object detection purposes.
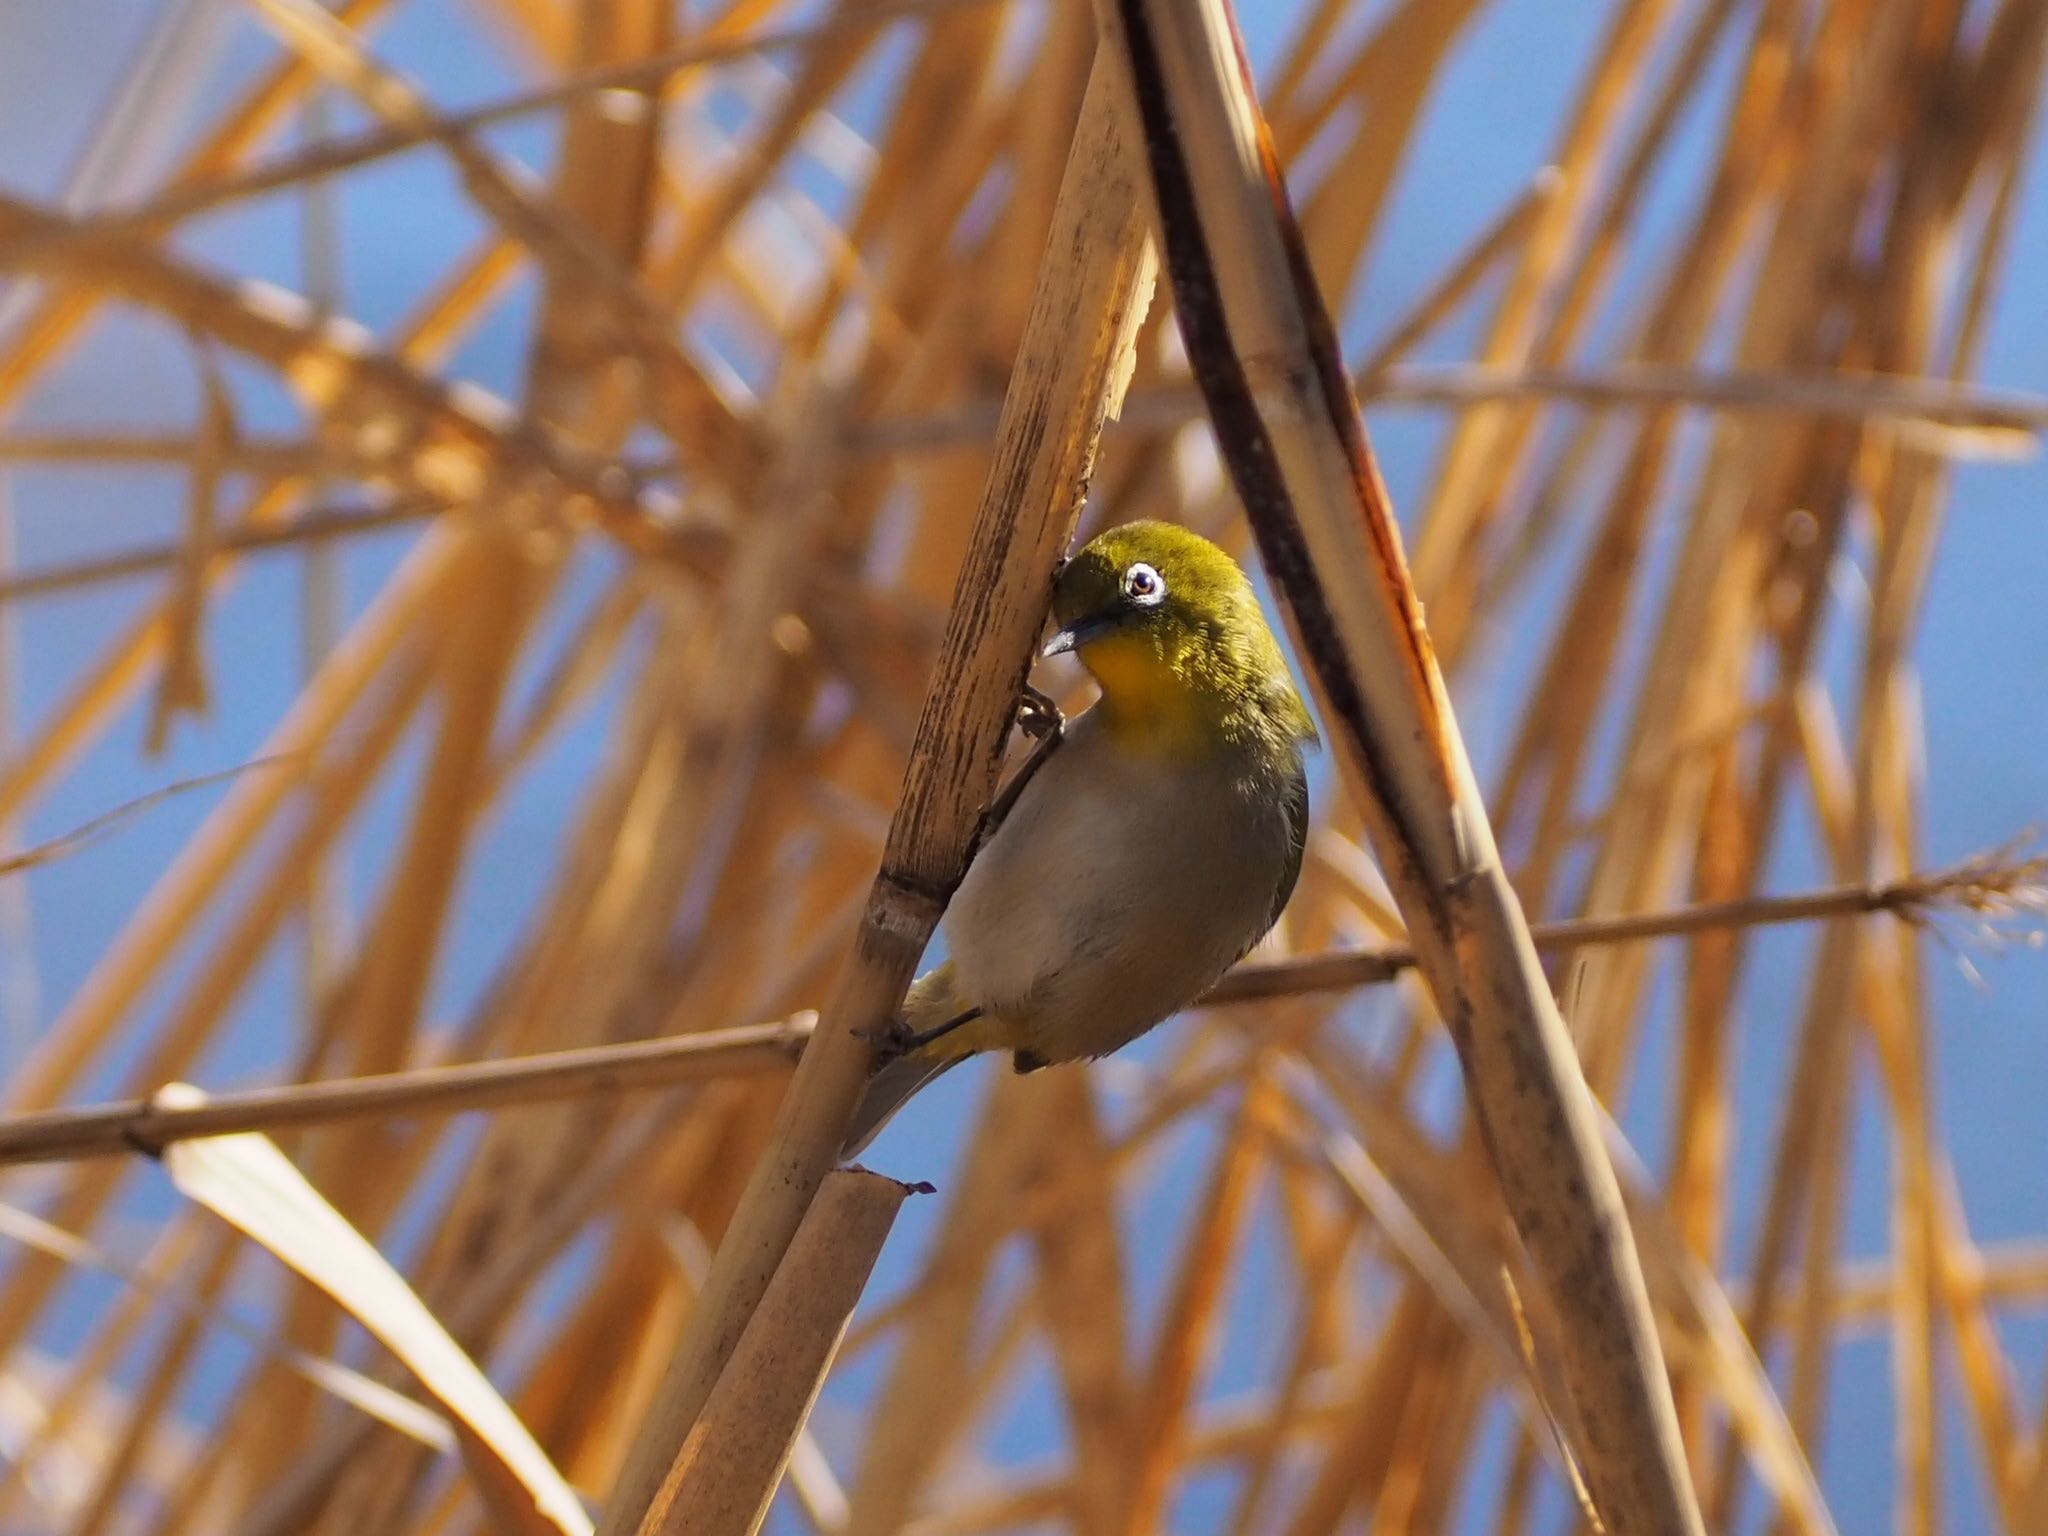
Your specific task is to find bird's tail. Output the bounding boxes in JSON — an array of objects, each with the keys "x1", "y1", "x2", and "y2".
[
  {"x1": 840, "y1": 964, "x2": 970, "y2": 1158},
  {"x1": 841, "y1": 1052, "x2": 962, "y2": 1158}
]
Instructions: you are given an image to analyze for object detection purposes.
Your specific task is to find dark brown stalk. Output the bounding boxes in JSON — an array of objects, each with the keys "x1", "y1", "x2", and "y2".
[
  {"x1": 0, "y1": 854, "x2": 2028, "y2": 1168},
  {"x1": 1093, "y1": 1, "x2": 1705, "y2": 1530}
]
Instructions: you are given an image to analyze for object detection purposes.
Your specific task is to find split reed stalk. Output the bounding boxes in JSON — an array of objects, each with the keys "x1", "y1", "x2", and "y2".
[{"x1": 596, "y1": 55, "x2": 1159, "y2": 1533}]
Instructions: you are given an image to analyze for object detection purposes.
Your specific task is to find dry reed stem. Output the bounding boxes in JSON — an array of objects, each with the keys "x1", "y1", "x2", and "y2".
[
  {"x1": 854, "y1": 363, "x2": 2048, "y2": 460},
  {"x1": 159, "y1": 1086, "x2": 591, "y2": 1534},
  {"x1": 1122, "y1": 1078, "x2": 1272, "y2": 1530},
  {"x1": 594, "y1": 54, "x2": 1158, "y2": 1533},
  {"x1": 843, "y1": 1083, "x2": 1039, "y2": 1535},
  {"x1": 1018, "y1": 1071, "x2": 1132, "y2": 1536},
  {"x1": 634, "y1": 1170, "x2": 918, "y2": 1536},
  {"x1": 0, "y1": 193, "x2": 517, "y2": 877},
  {"x1": 1095, "y1": 1, "x2": 1700, "y2": 1528},
  {"x1": 0, "y1": 193, "x2": 686, "y2": 565},
  {"x1": 0, "y1": 1, "x2": 2040, "y2": 1529},
  {"x1": 0, "y1": 0, "x2": 984, "y2": 275},
  {"x1": 0, "y1": 1020, "x2": 806, "y2": 1164},
  {"x1": 0, "y1": 854, "x2": 2029, "y2": 1168},
  {"x1": 0, "y1": 497, "x2": 451, "y2": 604}
]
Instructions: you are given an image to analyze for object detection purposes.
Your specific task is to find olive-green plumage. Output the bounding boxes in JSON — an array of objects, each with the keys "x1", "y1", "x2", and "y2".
[{"x1": 845, "y1": 521, "x2": 1317, "y2": 1154}]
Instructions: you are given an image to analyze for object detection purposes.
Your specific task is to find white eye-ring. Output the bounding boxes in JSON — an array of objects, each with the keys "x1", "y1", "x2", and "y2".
[{"x1": 1122, "y1": 561, "x2": 1166, "y2": 606}]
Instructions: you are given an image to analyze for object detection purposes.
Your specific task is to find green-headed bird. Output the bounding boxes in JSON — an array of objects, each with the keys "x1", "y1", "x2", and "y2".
[{"x1": 844, "y1": 520, "x2": 1318, "y2": 1154}]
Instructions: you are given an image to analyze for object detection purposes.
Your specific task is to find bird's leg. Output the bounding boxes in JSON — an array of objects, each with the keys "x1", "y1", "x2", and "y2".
[
  {"x1": 860, "y1": 689, "x2": 1054, "y2": 1061},
  {"x1": 899, "y1": 1005, "x2": 984, "y2": 1053},
  {"x1": 974, "y1": 684, "x2": 1065, "y2": 853},
  {"x1": 857, "y1": 1006, "x2": 984, "y2": 1061}
]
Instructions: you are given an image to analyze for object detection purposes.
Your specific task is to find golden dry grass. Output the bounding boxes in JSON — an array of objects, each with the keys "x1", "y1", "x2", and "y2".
[{"x1": 0, "y1": 0, "x2": 2044, "y2": 1532}]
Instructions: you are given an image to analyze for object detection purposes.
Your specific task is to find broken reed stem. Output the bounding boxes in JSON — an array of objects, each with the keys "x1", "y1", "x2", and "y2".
[
  {"x1": 1093, "y1": 2, "x2": 1704, "y2": 1531},
  {"x1": 0, "y1": 854, "x2": 2030, "y2": 1167},
  {"x1": 594, "y1": 57, "x2": 1158, "y2": 1536},
  {"x1": 632, "y1": 1171, "x2": 918, "y2": 1536}
]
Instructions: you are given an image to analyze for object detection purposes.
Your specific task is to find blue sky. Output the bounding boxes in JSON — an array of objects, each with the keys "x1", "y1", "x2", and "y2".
[{"x1": 2, "y1": 2, "x2": 2045, "y2": 1531}]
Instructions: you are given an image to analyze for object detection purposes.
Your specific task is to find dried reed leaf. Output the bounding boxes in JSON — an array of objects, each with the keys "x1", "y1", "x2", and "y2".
[
  {"x1": 155, "y1": 1085, "x2": 593, "y2": 1536},
  {"x1": 0, "y1": 1202, "x2": 448, "y2": 1452}
]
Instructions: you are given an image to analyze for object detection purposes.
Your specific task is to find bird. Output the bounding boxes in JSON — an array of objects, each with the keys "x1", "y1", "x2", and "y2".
[{"x1": 843, "y1": 519, "x2": 1318, "y2": 1155}]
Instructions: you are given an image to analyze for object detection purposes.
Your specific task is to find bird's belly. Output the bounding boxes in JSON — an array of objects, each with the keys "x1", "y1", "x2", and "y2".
[{"x1": 944, "y1": 729, "x2": 1291, "y2": 1063}]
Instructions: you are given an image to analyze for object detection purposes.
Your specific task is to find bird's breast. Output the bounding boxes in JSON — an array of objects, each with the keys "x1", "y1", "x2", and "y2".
[{"x1": 943, "y1": 714, "x2": 1299, "y2": 1061}]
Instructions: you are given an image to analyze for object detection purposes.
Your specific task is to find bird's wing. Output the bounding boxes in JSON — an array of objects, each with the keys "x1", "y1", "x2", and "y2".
[{"x1": 1262, "y1": 763, "x2": 1311, "y2": 941}]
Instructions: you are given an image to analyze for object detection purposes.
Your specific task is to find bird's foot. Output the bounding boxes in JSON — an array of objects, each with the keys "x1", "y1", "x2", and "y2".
[
  {"x1": 857, "y1": 1005, "x2": 984, "y2": 1061},
  {"x1": 853, "y1": 1016, "x2": 918, "y2": 1061},
  {"x1": 973, "y1": 689, "x2": 1067, "y2": 854},
  {"x1": 1016, "y1": 684, "x2": 1065, "y2": 742}
]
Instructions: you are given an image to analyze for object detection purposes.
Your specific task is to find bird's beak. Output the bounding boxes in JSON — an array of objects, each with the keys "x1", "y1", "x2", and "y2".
[{"x1": 1041, "y1": 612, "x2": 1119, "y2": 658}]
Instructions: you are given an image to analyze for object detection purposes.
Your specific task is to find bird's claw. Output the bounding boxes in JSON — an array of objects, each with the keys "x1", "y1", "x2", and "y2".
[
  {"x1": 1016, "y1": 684, "x2": 1064, "y2": 743},
  {"x1": 853, "y1": 1017, "x2": 915, "y2": 1060}
]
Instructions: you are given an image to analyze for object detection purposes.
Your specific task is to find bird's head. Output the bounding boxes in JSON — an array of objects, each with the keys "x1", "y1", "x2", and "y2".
[{"x1": 1044, "y1": 521, "x2": 1316, "y2": 756}]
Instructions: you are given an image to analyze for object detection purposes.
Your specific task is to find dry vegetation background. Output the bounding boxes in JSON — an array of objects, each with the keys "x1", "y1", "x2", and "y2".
[{"x1": 0, "y1": 0, "x2": 2044, "y2": 1532}]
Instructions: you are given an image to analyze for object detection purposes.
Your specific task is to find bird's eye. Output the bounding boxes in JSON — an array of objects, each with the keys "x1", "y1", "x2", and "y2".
[{"x1": 1122, "y1": 561, "x2": 1166, "y2": 606}]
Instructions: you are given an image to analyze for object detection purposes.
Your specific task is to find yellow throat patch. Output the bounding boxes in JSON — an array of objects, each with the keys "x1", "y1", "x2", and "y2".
[{"x1": 1079, "y1": 633, "x2": 1221, "y2": 757}]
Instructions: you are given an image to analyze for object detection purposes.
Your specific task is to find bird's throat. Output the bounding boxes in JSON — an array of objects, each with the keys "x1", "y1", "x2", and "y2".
[{"x1": 1080, "y1": 634, "x2": 1235, "y2": 758}]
